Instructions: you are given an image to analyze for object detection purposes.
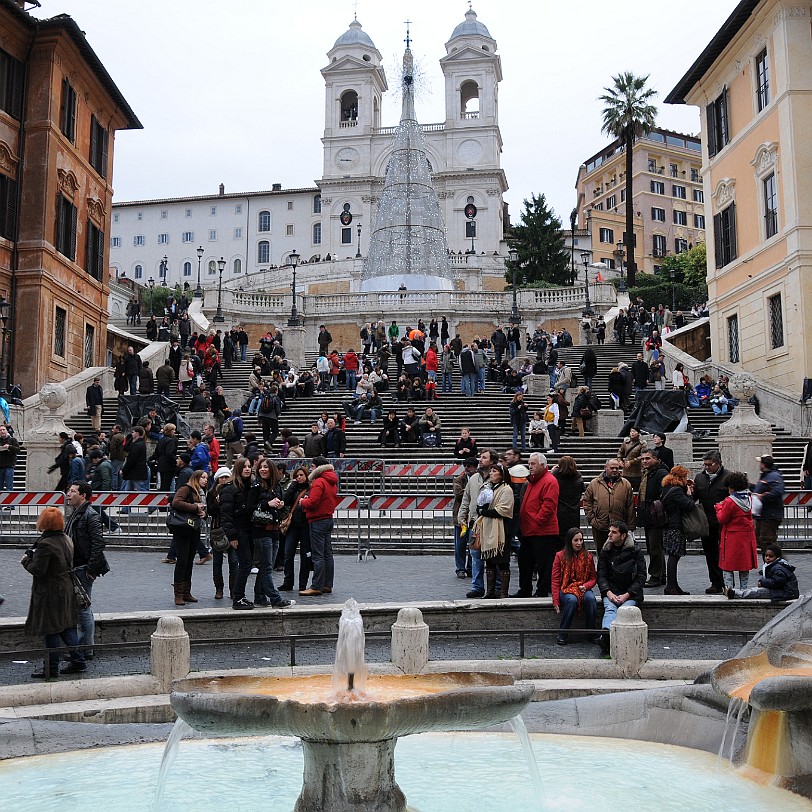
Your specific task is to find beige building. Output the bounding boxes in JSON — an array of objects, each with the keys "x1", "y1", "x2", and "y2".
[
  {"x1": 575, "y1": 128, "x2": 706, "y2": 277},
  {"x1": 667, "y1": 0, "x2": 812, "y2": 396}
]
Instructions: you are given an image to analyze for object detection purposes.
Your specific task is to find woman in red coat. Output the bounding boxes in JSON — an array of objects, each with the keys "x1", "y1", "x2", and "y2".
[
  {"x1": 551, "y1": 528, "x2": 597, "y2": 646},
  {"x1": 715, "y1": 471, "x2": 759, "y2": 591}
]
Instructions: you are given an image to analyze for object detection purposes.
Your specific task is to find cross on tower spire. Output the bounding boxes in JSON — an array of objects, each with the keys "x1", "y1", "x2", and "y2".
[
  {"x1": 404, "y1": 19, "x2": 412, "y2": 49},
  {"x1": 352, "y1": 0, "x2": 359, "y2": 21}
]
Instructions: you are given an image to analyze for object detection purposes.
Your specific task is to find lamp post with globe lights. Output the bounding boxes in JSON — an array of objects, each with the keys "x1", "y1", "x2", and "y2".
[
  {"x1": 508, "y1": 246, "x2": 521, "y2": 325},
  {"x1": 213, "y1": 257, "x2": 226, "y2": 323},
  {"x1": 195, "y1": 246, "x2": 204, "y2": 298},
  {"x1": 288, "y1": 250, "x2": 301, "y2": 327},
  {"x1": 580, "y1": 251, "x2": 594, "y2": 317}
]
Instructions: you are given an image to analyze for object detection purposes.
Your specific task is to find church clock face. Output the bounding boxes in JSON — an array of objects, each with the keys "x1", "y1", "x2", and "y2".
[
  {"x1": 457, "y1": 139, "x2": 483, "y2": 166},
  {"x1": 334, "y1": 147, "x2": 360, "y2": 172}
]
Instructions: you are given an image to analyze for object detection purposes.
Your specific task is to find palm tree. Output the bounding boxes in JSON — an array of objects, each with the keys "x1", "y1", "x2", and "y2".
[{"x1": 600, "y1": 72, "x2": 658, "y2": 289}]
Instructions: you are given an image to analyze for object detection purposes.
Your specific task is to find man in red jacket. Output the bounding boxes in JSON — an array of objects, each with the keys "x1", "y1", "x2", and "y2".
[
  {"x1": 299, "y1": 456, "x2": 340, "y2": 596},
  {"x1": 518, "y1": 452, "x2": 560, "y2": 597},
  {"x1": 343, "y1": 349, "x2": 360, "y2": 392}
]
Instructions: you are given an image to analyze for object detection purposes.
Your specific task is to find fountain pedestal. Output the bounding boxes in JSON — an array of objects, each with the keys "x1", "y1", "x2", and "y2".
[{"x1": 297, "y1": 739, "x2": 406, "y2": 812}]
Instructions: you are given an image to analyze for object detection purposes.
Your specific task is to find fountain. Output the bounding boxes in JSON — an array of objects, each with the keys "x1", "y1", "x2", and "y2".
[
  {"x1": 170, "y1": 600, "x2": 534, "y2": 811},
  {"x1": 712, "y1": 642, "x2": 812, "y2": 793}
]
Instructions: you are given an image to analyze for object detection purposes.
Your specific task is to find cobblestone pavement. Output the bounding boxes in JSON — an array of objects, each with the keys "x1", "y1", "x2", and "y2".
[{"x1": 2, "y1": 548, "x2": 806, "y2": 686}]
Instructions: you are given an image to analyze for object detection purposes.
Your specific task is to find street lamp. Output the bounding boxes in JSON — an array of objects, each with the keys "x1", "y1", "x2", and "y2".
[
  {"x1": 195, "y1": 246, "x2": 204, "y2": 298},
  {"x1": 615, "y1": 241, "x2": 627, "y2": 293},
  {"x1": 161, "y1": 255, "x2": 168, "y2": 287},
  {"x1": 356, "y1": 222, "x2": 362, "y2": 258},
  {"x1": 288, "y1": 249, "x2": 301, "y2": 326},
  {"x1": 148, "y1": 277, "x2": 155, "y2": 317},
  {"x1": 580, "y1": 251, "x2": 593, "y2": 316},
  {"x1": 0, "y1": 297, "x2": 11, "y2": 395},
  {"x1": 508, "y1": 246, "x2": 521, "y2": 325},
  {"x1": 569, "y1": 208, "x2": 578, "y2": 286},
  {"x1": 213, "y1": 257, "x2": 226, "y2": 323},
  {"x1": 669, "y1": 267, "x2": 677, "y2": 312}
]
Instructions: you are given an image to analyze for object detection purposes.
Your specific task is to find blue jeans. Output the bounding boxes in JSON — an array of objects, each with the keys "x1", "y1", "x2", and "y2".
[
  {"x1": 461, "y1": 373, "x2": 476, "y2": 396},
  {"x1": 508, "y1": 341, "x2": 517, "y2": 360},
  {"x1": 601, "y1": 597, "x2": 637, "y2": 630},
  {"x1": 45, "y1": 627, "x2": 84, "y2": 673},
  {"x1": 110, "y1": 460, "x2": 124, "y2": 490},
  {"x1": 442, "y1": 370, "x2": 453, "y2": 392},
  {"x1": 0, "y1": 466, "x2": 13, "y2": 490},
  {"x1": 346, "y1": 370, "x2": 357, "y2": 391},
  {"x1": 129, "y1": 374, "x2": 139, "y2": 395},
  {"x1": 427, "y1": 370, "x2": 437, "y2": 382},
  {"x1": 309, "y1": 518, "x2": 335, "y2": 591},
  {"x1": 74, "y1": 566, "x2": 95, "y2": 657},
  {"x1": 477, "y1": 368, "x2": 486, "y2": 392},
  {"x1": 512, "y1": 422, "x2": 527, "y2": 451},
  {"x1": 255, "y1": 533, "x2": 283, "y2": 605},
  {"x1": 240, "y1": 345, "x2": 247, "y2": 361},
  {"x1": 119, "y1": 478, "x2": 149, "y2": 512},
  {"x1": 559, "y1": 590, "x2": 596, "y2": 637},
  {"x1": 712, "y1": 403, "x2": 728, "y2": 415},
  {"x1": 470, "y1": 547, "x2": 484, "y2": 594}
]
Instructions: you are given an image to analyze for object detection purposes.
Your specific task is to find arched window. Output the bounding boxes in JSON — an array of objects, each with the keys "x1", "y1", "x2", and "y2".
[
  {"x1": 182, "y1": 261, "x2": 191, "y2": 277},
  {"x1": 313, "y1": 194, "x2": 322, "y2": 214},
  {"x1": 258, "y1": 210, "x2": 271, "y2": 232},
  {"x1": 340, "y1": 90, "x2": 358, "y2": 121},
  {"x1": 460, "y1": 80, "x2": 480, "y2": 117},
  {"x1": 208, "y1": 260, "x2": 216, "y2": 275},
  {"x1": 313, "y1": 223, "x2": 322, "y2": 245},
  {"x1": 233, "y1": 258, "x2": 242, "y2": 274},
  {"x1": 134, "y1": 264, "x2": 143, "y2": 279},
  {"x1": 257, "y1": 241, "x2": 270, "y2": 264}
]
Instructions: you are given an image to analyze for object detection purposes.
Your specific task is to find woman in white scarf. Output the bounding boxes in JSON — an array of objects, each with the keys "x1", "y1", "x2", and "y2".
[{"x1": 473, "y1": 463, "x2": 514, "y2": 599}]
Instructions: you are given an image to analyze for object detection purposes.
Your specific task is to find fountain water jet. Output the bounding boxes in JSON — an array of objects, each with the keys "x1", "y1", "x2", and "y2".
[{"x1": 169, "y1": 600, "x2": 533, "y2": 811}]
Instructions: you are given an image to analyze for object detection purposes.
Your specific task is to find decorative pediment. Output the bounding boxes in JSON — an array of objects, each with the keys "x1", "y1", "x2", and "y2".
[
  {"x1": 712, "y1": 178, "x2": 736, "y2": 208},
  {"x1": 751, "y1": 142, "x2": 779, "y2": 177},
  {"x1": 57, "y1": 168, "x2": 79, "y2": 199},
  {"x1": 0, "y1": 140, "x2": 18, "y2": 175},
  {"x1": 86, "y1": 195, "x2": 106, "y2": 225}
]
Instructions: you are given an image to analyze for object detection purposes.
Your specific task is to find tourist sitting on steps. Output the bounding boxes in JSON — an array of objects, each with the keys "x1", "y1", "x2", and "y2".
[
  {"x1": 725, "y1": 544, "x2": 799, "y2": 601},
  {"x1": 552, "y1": 528, "x2": 597, "y2": 646}
]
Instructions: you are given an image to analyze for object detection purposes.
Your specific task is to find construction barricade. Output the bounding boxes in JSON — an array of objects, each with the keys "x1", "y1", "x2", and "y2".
[{"x1": 0, "y1": 492, "x2": 65, "y2": 538}]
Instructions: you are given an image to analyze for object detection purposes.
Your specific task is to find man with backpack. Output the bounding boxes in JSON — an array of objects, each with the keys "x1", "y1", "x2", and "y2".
[
  {"x1": 221, "y1": 408, "x2": 245, "y2": 465},
  {"x1": 257, "y1": 384, "x2": 282, "y2": 450},
  {"x1": 637, "y1": 449, "x2": 669, "y2": 588}
]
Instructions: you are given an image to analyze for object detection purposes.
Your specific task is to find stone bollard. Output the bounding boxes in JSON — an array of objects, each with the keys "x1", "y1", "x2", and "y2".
[
  {"x1": 391, "y1": 607, "x2": 429, "y2": 674},
  {"x1": 592, "y1": 408, "x2": 625, "y2": 438},
  {"x1": 610, "y1": 605, "x2": 648, "y2": 678},
  {"x1": 151, "y1": 615, "x2": 191, "y2": 692}
]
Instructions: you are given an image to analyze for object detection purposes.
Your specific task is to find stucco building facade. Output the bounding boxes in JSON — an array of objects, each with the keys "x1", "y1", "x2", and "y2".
[
  {"x1": 667, "y1": 0, "x2": 812, "y2": 396},
  {"x1": 0, "y1": 0, "x2": 140, "y2": 396}
]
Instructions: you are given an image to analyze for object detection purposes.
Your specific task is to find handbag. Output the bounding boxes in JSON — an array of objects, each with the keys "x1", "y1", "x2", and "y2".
[
  {"x1": 682, "y1": 504, "x2": 710, "y2": 540},
  {"x1": 208, "y1": 525, "x2": 230, "y2": 552},
  {"x1": 251, "y1": 506, "x2": 278, "y2": 525},
  {"x1": 280, "y1": 490, "x2": 304, "y2": 534},
  {"x1": 166, "y1": 507, "x2": 201, "y2": 530},
  {"x1": 70, "y1": 569, "x2": 91, "y2": 611}
]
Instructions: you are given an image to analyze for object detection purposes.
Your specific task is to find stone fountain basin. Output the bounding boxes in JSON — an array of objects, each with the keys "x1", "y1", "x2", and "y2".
[
  {"x1": 711, "y1": 650, "x2": 812, "y2": 710},
  {"x1": 171, "y1": 672, "x2": 534, "y2": 742}
]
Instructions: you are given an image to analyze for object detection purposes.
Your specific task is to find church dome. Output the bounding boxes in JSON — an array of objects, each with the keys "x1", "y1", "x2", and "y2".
[
  {"x1": 449, "y1": 8, "x2": 491, "y2": 40},
  {"x1": 333, "y1": 19, "x2": 376, "y2": 49}
]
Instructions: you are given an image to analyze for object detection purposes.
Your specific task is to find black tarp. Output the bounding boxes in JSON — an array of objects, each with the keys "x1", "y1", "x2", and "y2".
[
  {"x1": 620, "y1": 390, "x2": 688, "y2": 437},
  {"x1": 115, "y1": 394, "x2": 191, "y2": 438}
]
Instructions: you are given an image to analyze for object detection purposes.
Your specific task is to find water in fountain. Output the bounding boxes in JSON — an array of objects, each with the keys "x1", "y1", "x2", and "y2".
[
  {"x1": 154, "y1": 719, "x2": 193, "y2": 809},
  {"x1": 508, "y1": 714, "x2": 546, "y2": 803},
  {"x1": 332, "y1": 597, "x2": 368, "y2": 697},
  {"x1": 361, "y1": 44, "x2": 455, "y2": 293}
]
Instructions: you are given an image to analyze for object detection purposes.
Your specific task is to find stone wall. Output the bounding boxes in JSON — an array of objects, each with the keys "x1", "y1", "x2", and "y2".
[{"x1": 668, "y1": 320, "x2": 711, "y2": 362}]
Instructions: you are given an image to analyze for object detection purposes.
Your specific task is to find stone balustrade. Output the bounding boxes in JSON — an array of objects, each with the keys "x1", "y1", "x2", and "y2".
[{"x1": 220, "y1": 284, "x2": 616, "y2": 321}]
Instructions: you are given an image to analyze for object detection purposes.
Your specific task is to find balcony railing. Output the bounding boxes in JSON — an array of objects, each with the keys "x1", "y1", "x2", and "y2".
[{"x1": 221, "y1": 284, "x2": 616, "y2": 320}]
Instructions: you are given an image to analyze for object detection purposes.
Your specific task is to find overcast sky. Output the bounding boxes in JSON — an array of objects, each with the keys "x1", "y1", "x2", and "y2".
[{"x1": 34, "y1": 1, "x2": 734, "y2": 223}]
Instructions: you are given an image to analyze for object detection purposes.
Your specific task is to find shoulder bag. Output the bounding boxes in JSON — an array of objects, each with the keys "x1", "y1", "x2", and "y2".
[
  {"x1": 70, "y1": 569, "x2": 91, "y2": 611},
  {"x1": 208, "y1": 525, "x2": 230, "y2": 552},
  {"x1": 167, "y1": 507, "x2": 201, "y2": 530},
  {"x1": 682, "y1": 503, "x2": 710, "y2": 540}
]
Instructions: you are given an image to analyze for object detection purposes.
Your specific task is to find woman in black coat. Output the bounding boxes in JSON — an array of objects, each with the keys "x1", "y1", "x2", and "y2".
[
  {"x1": 660, "y1": 465, "x2": 697, "y2": 596},
  {"x1": 553, "y1": 456, "x2": 585, "y2": 547},
  {"x1": 607, "y1": 367, "x2": 625, "y2": 410},
  {"x1": 279, "y1": 465, "x2": 312, "y2": 592},
  {"x1": 220, "y1": 457, "x2": 256, "y2": 610},
  {"x1": 22, "y1": 507, "x2": 86, "y2": 678},
  {"x1": 150, "y1": 423, "x2": 178, "y2": 492},
  {"x1": 379, "y1": 410, "x2": 399, "y2": 447}
]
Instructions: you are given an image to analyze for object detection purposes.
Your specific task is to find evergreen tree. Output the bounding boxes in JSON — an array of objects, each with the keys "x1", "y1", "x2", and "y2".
[{"x1": 507, "y1": 194, "x2": 571, "y2": 286}]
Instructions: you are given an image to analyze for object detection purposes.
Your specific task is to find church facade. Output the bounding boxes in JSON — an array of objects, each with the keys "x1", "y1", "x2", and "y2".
[{"x1": 110, "y1": 10, "x2": 511, "y2": 295}]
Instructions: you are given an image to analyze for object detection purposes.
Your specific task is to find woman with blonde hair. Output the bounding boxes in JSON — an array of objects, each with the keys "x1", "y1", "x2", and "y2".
[
  {"x1": 473, "y1": 463, "x2": 514, "y2": 598},
  {"x1": 170, "y1": 469, "x2": 208, "y2": 606},
  {"x1": 22, "y1": 507, "x2": 86, "y2": 678},
  {"x1": 660, "y1": 465, "x2": 696, "y2": 595}
]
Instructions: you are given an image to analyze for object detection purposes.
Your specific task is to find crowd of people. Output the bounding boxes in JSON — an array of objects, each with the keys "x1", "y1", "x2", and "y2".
[{"x1": 450, "y1": 443, "x2": 799, "y2": 654}]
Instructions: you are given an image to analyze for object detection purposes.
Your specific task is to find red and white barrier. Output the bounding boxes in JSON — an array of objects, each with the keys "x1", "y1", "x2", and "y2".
[
  {"x1": 0, "y1": 491, "x2": 64, "y2": 507},
  {"x1": 369, "y1": 495, "x2": 453, "y2": 511},
  {"x1": 383, "y1": 463, "x2": 463, "y2": 478},
  {"x1": 92, "y1": 492, "x2": 170, "y2": 508}
]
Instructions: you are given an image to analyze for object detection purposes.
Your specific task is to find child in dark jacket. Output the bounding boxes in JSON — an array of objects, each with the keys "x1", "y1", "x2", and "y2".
[{"x1": 726, "y1": 544, "x2": 799, "y2": 601}]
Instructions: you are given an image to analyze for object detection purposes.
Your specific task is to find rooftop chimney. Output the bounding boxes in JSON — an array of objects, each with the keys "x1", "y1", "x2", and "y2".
[
  {"x1": 272, "y1": 183, "x2": 282, "y2": 191},
  {"x1": 218, "y1": 183, "x2": 225, "y2": 196}
]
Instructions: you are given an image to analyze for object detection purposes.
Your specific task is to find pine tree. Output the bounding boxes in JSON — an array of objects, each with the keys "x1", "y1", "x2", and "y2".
[{"x1": 507, "y1": 194, "x2": 570, "y2": 286}]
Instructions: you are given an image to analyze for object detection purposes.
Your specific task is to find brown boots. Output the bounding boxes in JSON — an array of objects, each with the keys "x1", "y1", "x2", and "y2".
[
  {"x1": 485, "y1": 569, "x2": 512, "y2": 599},
  {"x1": 173, "y1": 582, "x2": 198, "y2": 605},
  {"x1": 499, "y1": 569, "x2": 510, "y2": 599}
]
